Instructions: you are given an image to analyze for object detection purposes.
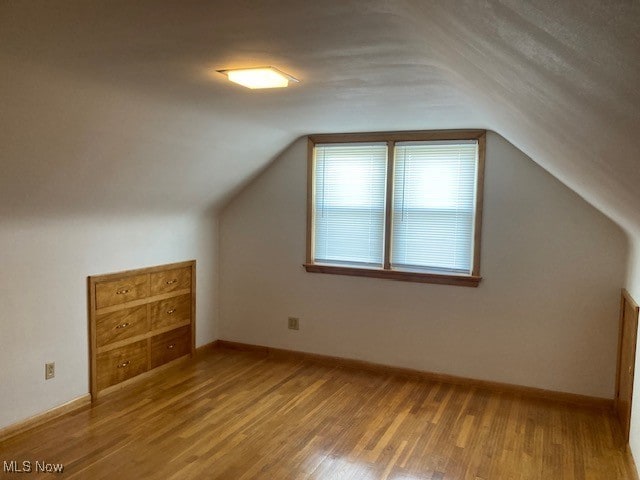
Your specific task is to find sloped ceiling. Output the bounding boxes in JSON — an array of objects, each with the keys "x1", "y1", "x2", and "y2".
[{"x1": 1, "y1": 1, "x2": 638, "y2": 233}]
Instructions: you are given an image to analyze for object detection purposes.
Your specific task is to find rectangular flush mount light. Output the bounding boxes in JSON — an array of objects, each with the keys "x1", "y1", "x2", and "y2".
[{"x1": 218, "y1": 66, "x2": 299, "y2": 89}]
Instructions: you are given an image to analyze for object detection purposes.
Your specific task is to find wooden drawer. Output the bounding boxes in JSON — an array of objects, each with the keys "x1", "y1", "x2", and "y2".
[
  {"x1": 95, "y1": 274, "x2": 149, "y2": 309},
  {"x1": 96, "y1": 340, "x2": 148, "y2": 391},
  {"x1": 89, "y1": 261, "x2": 195, "y2": 399},
  {"x1": 150, "y1": 326, "x2": 191, "y2": 368},
  {"x1": 150, "y1": 267, "x2": 191, "y2": 296},
  {"x1": 150, "y1": 294, "x2": 191, "y2": 330},
  {"x1": 96, "y1": 305, "x2": 149, "y2": 348}
]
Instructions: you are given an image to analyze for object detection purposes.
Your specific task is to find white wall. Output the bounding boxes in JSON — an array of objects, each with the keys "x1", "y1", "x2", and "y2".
[
  {"x1": 0, "y1": 213, "x2": 218, "y2": 430},
  {"x1": 220, "y1": 132, "x2": 627, "y2": 398},
  {"x1": 627, "y1": 238, "x2": 640, "y2": 308},
  {"x1": 0, "y1": 56, "x2": 221, "y2": 431}
]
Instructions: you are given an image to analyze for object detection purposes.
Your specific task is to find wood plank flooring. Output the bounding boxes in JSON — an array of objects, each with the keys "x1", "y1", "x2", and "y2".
[{"x1": 0, "y1": 346, "x2": 635, "y2": 479}]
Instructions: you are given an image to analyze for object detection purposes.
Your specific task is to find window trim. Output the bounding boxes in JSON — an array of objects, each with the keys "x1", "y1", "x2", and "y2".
[{"x1": 305, "y1": 129, "x2": 486, "y2": 287}]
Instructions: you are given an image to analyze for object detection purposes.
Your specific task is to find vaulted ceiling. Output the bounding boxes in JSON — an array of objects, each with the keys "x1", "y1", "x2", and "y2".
[{"x1": 1, "y1": 1, "x2": 638, "y2": 235}]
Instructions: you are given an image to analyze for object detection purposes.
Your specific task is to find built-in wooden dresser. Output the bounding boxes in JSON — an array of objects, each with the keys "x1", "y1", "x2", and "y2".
[{"x1": 88, "y1": 260, "x2": 195, "y2": 399}]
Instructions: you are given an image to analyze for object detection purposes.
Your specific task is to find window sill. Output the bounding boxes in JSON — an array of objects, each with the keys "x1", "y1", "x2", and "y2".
[{"x1": 303, "y1": 263, "x2": 482, "y2": 287}]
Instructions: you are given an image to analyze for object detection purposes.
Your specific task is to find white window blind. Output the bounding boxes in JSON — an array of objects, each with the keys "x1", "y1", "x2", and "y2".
[
  {"x1": 313, "y1": 143, "x2": 387, "y2": 267},
  {"x1": 391, "y1": 140, "x2": 478, "y2": 274}
]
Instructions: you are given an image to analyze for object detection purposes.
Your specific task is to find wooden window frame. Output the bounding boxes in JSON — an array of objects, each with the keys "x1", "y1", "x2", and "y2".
[{"x1": 304, "y1": 129, "x2": 486, "y2": 287}]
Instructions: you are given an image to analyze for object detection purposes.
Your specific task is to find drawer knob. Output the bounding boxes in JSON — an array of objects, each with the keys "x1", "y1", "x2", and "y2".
[
  {"x1": 166, "y1": 309, "x2": 176, "y2": 315},
  {"x1": 115, "y1": 322, "x2": 130, "y2": 329},
  {"x1": 167, "y1": 344, "x2": 176, "y2": 350},
  {"x1": 165, "y1": 279, "x2": 177, "y2": 285},
  {"x1": 116, "y1": 288, "x2": 130, "y2": 295},
  {"x1": 117, "y1": 360, "x2": 130, "y2": 368}
]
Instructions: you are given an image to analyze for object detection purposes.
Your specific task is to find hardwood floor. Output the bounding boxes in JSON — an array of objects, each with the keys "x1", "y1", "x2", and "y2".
[{"x1": 0, "y1": 346, "x2": 635, "y2": 479}]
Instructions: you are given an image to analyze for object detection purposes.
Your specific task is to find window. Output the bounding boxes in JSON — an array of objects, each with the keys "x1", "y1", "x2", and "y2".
[{"x1": 305, "y1": 130, "x2": 485, "y2": 287}]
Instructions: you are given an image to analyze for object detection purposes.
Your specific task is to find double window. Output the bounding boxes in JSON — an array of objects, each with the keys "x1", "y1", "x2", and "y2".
[{"x1": 305, "y1": 131, "x2": 485, "y2": 287}]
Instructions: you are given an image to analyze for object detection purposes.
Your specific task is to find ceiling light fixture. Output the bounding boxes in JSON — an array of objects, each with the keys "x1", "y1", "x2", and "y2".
[{"x1": 217, "y1": 66, "x2": 299, "y2": 89}]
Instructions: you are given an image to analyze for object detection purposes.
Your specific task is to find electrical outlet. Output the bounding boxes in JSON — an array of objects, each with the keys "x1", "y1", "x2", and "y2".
[
  {"x1": 288, "y1": 317, "x2": 299, "y2": 330},
  {"x1": 45, "y1": 362, "x2": 55, "y2": 380}
]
